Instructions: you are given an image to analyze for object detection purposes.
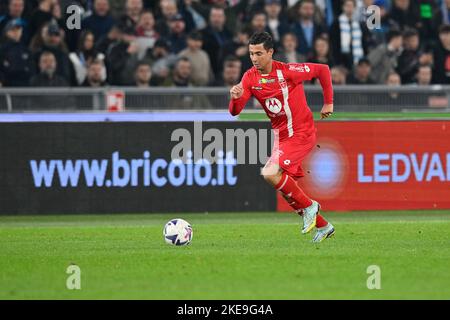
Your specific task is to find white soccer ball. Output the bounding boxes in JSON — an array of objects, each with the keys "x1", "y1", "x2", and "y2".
[{"x1": 163, "y1": 218, "x2": 193, "y2": 246}]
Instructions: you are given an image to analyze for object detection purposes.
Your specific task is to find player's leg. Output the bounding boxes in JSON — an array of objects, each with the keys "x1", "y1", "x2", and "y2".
[{"x1": 261, "y1": 162, "x2": 318, "y2": 234}]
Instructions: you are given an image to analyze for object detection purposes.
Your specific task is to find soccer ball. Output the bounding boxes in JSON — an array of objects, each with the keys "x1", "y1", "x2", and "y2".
[{"x1": 163, "y1": 218, "x2": 193, "y2": 246}]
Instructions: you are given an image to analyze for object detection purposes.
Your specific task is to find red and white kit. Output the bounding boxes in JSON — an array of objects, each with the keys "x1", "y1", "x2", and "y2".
[{"x1": 229, "y1": 60, "x2": 333, "y2": 178}]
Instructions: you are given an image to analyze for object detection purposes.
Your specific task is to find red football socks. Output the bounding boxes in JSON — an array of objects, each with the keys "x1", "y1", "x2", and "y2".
[
  {"x1": 315, "y1": 214, "x2": 328, "y2": 228},
  {"x1": 275, "y1": 172, "x2": 312, "y2": 209},
  {"x1": 274, "y1": 172, "x2": 329, "y2": 228}
]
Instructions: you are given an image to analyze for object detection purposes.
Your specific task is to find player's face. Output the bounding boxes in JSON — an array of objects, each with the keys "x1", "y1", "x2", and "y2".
[{"x1": 249, "y1": 44, "x2": 273, "y2": 72}]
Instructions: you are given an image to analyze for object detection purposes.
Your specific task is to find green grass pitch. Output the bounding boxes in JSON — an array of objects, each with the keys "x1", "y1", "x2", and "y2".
[{"x1": 1, "y1": 211, "x2": 449, "y2": 299}]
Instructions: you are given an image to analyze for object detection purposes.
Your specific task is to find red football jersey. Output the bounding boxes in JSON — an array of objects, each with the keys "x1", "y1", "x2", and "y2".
[{"x1": 229, "y1": 60, "x2": 333, "y2": 141}]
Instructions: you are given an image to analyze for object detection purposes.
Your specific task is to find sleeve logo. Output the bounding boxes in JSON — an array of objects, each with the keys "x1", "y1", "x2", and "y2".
[{"x1": 289, "y1": 64, "x2": 310, "y2": 73}]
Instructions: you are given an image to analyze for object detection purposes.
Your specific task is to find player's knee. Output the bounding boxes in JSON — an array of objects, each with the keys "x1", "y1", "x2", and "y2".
[{"x1": 262, "y1": 165, "x2": 282, "y2": 186}]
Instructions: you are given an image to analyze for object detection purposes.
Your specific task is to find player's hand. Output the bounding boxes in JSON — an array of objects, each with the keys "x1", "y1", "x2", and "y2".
[
  {"x1": 230, "y1": 83, "x2": 244, "y2": 99},
  {"x1": 320, "y1": 104, "x2": 334, "y2": 119}
]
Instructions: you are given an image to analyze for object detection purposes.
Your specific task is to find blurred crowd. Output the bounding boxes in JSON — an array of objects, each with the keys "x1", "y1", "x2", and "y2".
[{"x1": 1, "y1": 0, "x2": 450, "y2": 89}]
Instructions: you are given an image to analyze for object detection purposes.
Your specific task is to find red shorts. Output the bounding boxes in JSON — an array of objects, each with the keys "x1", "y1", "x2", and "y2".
[{"x1": 267, "y1": 134, "x2": 316, "y2": 179}]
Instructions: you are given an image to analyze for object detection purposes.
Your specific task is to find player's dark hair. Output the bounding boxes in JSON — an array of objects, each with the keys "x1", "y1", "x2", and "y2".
[{"x1": 249, "y1": 32, "x2": 274, "y2": 51}]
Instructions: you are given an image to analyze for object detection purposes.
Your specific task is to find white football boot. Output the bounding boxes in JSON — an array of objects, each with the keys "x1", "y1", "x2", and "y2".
[
  {"x1": 301, "y1": 200, "x2": 320, "y2": 234},
  {"x1": 312, "y1": 223, "x2": 335, "y2": 243}
]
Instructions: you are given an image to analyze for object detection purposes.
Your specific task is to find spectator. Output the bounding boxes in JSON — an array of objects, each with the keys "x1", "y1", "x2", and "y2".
[
  {"x1": 274, "y1": 31, "x2": 306, "y2": 63},
  {"x1": 355, "y1": 0, "x2": 374, "y2": 23},
  {"x1": 388, "y1": 0, "x2": 420, "y2": 31},
  {"x1": 105, "y1": 22, "x2": 139, "y2": 85},
  {"x1": 307, "y1": 34, "x2": 334, "y2": 67},
  {"x1": 122, "y1": 0, "x2": 143, "y2": 26},
  {"x1": 347, "y1": 58, "x2": 375, "y2": 84},
  {"x1": 178, "y1": 0, "x2": 207, "y2": 33},
  {"x1": 210, "y1": 55, "x2": 242, "y2": 87},
  {"x1": 163, "y1": 56, "x2": 212, "y2": 108},
  {"x1": 143, "y1": 38, "x2": 177, "y2": 86},
  {"x1": 69, "y1": 30, "x2": 106, "y2": 85},
  {"x1": 432, "y1": 24, "x2": 450, "y2": 84},
  {"x1": 368, "y1": 30, "x2": 403, "y2": 84},
  {"x1": 290, "y1": 0, "x2": 327, "y2": 57},
  {"x1": 385, "y1": 71, "x2": 402, "y2": 102},
  {"x1": 0, "y1": 0, "x2": 30, "y2": 45},
  {"x1": 331, "y1": 66, "x2": 348, "y2": 85},
  {"x1": 201, "y1": 6, "x2": 233, "y2": 78},
  {"x1": 166, "y1": 13, "x2": 187, "y2": 54},
  {"x1": 192, "y1": 0, "x2": 249, "y2": 35},
  {"x1": 134, "y1": 61, "x2": 152, "y2": 87},
  {"x1": 0, "y1": 18, "x2": 34, "y2": 86},
  {"x1": 222, "y1": 26, "x2": 252, "y2": 75},
  {"x1": 29, "y1": 0, "x2": 56, "y2": 39},
  {"x1": 95, "y1": 23, "x2": 121, "y2": 54},
  {"x1": 34, "y1": 21, "x2": 74, "y2": 84},
  {"x1": 441, "y1": 0, "x2": 450, "y2": 25},
  {"x1": 390, "y1": 0, "x2": 440, "y2": 45},
  {"x1": 370, "y1": 0, "x2": 393, "y2": 47},
  {"x1": 30, "y1": 50, "x2": 69, "y2": 86},
  {"x1": 29, "y1": 50, "x2": 76, "y2": 110},
  {"x1": 249, "y1": 11, "x2": 267, "y2": 35},
  {"x1": 0, "y1": 0, "x2": 24, "y2": 29},
  {"x1": 155, "y1": 0, "x2": 178, "y2": 38},
  {"x1": 330, "y1": 0, "x2": 370, "y2": 70},
  {"x1": 135, "y1": 10, "x2": 159, "y2": 60},
  {"x1": 116, "y1": 0, "x2": 143, "y2": 41},
  {"x1": 397, "y1": 28, "x2": 422, "y2": 84},
  {"x1": 163, "y1": 56, "x2": 192, "y2": 87},
  {"x1": 419, "y1": 1, "x2": 442, "y2": 46},
  {"x1": 264, "y1": 0, "x2": 289, "y2": 46},
  {"x1": 81, "y1": 0, "x2": 115, "y2": 42},
  {"x1": 313, "y1": 0, "x2": 339, "y2": 27},
  {"x1": 178, "y1": 30, "x2": 211, "y2": 86},
  {"x1": 415, "y1": 64, "x2": 432, "y2": 86},
  {"x1": 81, "y1": 59, "x2": 108, "y2": 87}
]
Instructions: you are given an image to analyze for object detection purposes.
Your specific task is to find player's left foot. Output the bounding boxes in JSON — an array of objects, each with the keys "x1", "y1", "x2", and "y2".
[
  {"x1": 301, "y1": 200, "x2": 319, "y2": 234},
  {"x1": 312, "y1": 223, "x2": 335, "y2": 243}
]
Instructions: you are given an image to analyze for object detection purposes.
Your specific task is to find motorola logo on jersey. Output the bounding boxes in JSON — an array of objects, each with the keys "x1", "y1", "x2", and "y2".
[{"x1": 265, "y1": 98, "x2": 282, "y2": 114}]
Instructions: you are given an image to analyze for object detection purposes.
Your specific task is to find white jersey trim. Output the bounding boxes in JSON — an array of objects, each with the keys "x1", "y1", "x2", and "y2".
[{"x1": 276, "y1": 69, "x2": 294, "y2": 137}]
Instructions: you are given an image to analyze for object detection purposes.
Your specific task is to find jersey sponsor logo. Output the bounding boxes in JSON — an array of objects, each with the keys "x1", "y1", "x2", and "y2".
[
  {"x1": 259, "y1": 78, "x2": 276, "y2": 84},
  {"x1": 252, "y1": 86, "x2": 263, "y2": 90},
  {"x1": 289, "y1": 64, "x2": 310, "y2": 73},
  {"x1": 265, "y1": 97, "x2": 283, "y2": 114}
]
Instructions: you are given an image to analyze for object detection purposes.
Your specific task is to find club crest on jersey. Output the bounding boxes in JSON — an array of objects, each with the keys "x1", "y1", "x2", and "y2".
[
  {"x1": 259, "y1": 78, "x2": 275, "y2": 84},
  {"x1": 265, "y1": 97, "x2": 282, "y2": 114}
]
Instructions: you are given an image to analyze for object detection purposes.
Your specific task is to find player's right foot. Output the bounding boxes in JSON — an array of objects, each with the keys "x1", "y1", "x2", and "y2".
[
  {"x1": 301, "y1": 200, "x2": 319, "y2": 234},
  {"x1": 312, "y1": 223, "x2": 335, "y2": 243}
]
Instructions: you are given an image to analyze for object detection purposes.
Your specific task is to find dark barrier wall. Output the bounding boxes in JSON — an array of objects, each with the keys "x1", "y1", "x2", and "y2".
[{"x1": 0, "y1": 122, "x2": 276, "y2": 214}]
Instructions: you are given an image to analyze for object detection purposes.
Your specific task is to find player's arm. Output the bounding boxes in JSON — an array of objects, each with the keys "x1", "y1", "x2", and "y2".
[
  {"x1": 229, "y1": 72, "x2": 252, "y2": 116},
  {"x1": 286, "y1": 63, "x2": 334, "y2": 119}
]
